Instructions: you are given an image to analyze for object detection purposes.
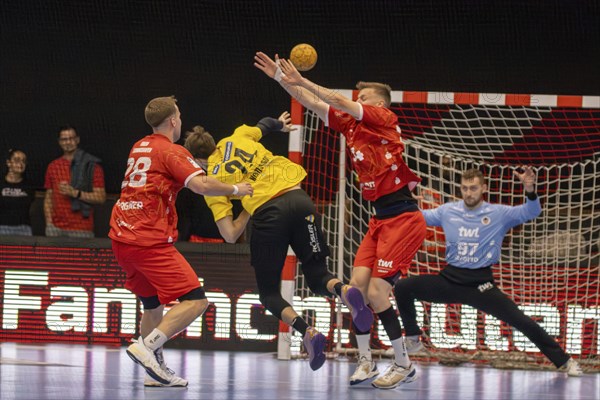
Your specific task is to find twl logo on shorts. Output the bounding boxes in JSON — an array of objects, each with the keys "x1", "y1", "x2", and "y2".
[{"x1": 477, "y1": 282, "x2": 494, "y2": 293}]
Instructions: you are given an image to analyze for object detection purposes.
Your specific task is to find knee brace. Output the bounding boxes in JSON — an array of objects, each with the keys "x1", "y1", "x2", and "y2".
[
  {"x1": 259, "y1": 292, "x2": 291, "y2": 320},
  {"x1": 178, "y1": 287, "x2": 207, "y2": 302},
  {"x1": 139, "y1": 295, "x2": 161, "y2": 310}
]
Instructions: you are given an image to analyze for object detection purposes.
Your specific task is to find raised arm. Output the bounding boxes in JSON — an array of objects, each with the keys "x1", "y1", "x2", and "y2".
[
  {"x1": 277, "y1": 57, "x2": 362, "y2": 119},
  {"x1": 254, "y1": 52, "x2": 330, "y2": 121}
]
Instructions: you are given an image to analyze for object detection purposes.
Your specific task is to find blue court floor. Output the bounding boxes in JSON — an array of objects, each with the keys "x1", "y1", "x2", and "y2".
[{"x1": 0, "y1": 342, "x2": 598, "y2": 400}]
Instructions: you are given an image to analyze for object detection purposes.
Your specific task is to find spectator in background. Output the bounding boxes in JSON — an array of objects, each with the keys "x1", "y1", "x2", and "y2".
[
  {"x1": 176, "y1": 190, "x2": 245, "y2": 243},
  {"x1": 0, "y1": 149, "x2": 35, "y2": 236},
  {"x1": 44, "y1": 125, "x2": 106, "y2": 238}
]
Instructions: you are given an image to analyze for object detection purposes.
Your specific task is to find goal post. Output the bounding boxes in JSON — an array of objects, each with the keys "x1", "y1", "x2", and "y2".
[{"x1": 283, "y1": 90, "x2": 600, "y2": 372}]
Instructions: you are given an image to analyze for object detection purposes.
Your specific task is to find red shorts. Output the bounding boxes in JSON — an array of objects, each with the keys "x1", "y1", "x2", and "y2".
[
  {"x1": 111, "y1": 240, "x2": 201, "y2": 304},
  {"x1": 354, "y1": 210, "x2": 427, "y2": 279}
]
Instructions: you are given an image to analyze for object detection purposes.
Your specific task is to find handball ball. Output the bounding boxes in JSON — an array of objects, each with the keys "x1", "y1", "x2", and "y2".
[{"x1": 290, "y1": 43, "x2": 318, "y2": 71}]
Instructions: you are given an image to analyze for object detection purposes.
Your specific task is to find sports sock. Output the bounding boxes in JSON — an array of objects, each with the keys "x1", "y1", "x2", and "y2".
[
  {"x1": 353, "y1": 322, "x2": 372, "y2": 361},
  {"x1": 144, "y1": 329, "x2": 168, "y2": 351},
  {"x1": 292, "y1": 316, "x2": 309, "y2": 336}
]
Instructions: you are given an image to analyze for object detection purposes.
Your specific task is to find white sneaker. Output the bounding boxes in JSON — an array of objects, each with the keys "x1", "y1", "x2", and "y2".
[
  {"x1": 350, "y1": 356, "x2": 379, "y2": 386},
  {"x1": 126, "y1": 337, "x2": 174, "y2": 385},
  {"x1": 372, "y1": 362, "x2": 417, "y2": 389},
  {"x1": 404, "y1": 336, "x2": 424, "y2": 354},
  {"x1": 564, "y1": 358, "x2": 583, "y2": 377},
  {"x1": 144, "y1": 348, "x2": 188, "y2": 387}
]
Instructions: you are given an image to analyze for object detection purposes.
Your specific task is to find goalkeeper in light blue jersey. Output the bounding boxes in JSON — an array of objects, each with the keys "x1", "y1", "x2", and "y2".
[{"x1": 394, "y1": 167, "x2": 583, "y2": 377}]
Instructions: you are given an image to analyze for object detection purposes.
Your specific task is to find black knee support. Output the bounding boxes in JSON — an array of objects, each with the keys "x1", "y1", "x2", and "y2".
[
  {"x1": 178, "y1": 287, "x2": 207, "y2": 302},
  {"x1": 139, "y1": 295, "x2": 161, "y2": 310},
  {"x1": 259, "y1": 292, "x2": 291, "y2": 320}
]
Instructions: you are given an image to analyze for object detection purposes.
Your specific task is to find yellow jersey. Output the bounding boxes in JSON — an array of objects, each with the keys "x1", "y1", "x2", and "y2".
[{"x1": 204, "y1": 124, "x2": 307, "y2": 221}]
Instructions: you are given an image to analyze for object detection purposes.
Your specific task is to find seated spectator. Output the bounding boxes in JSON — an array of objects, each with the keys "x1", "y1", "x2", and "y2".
[
  {"x1": 176, "y1": 188, "x2": 244, "y2": 243},
  {"x1": 0, "y1": 149, "x2": 35, "y2": 236},
  {"x1": 44, "y1": 125, "x2": 106, "y2": 238}
]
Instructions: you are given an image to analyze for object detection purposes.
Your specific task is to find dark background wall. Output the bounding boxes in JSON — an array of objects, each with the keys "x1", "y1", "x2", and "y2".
[{"x1": 1, "y1": 0, "x2": 598, "y2": 193}]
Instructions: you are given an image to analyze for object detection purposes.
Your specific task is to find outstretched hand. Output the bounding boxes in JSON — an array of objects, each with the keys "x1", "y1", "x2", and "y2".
[
  {"x1": 254, "y1": 52, "x2": 278, "y2": 79},
  {"x1": 513, "y1": 166, "x2": 536, "y2": 193},
  {"x1": 278, "y1": 58, "x2": 304, "y2": 86},
  {"x1": 278, "y1": 111, "x2": 296, "y2": 132}
]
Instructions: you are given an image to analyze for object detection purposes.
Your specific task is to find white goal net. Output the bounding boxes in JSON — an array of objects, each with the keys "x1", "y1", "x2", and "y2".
[{"x1": 288, "y1": 91, "x2": 600, "y2": 372}]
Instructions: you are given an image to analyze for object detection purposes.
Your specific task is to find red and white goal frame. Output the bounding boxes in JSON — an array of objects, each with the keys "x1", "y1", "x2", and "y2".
[{"x1": 280, "y1": 89, "x2": 600, "y2": 373}]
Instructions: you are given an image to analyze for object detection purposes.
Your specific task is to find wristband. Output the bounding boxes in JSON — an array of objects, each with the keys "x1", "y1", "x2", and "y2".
[
  {"x1": 232, "y1": 185, "x2": 239, "y2": 195},
  {"x1": 274, "y1": 66, "x2": 285, "y2": 83},
  {"x1": 76, "y1": 190, "x2": 82, "y2": 199}
]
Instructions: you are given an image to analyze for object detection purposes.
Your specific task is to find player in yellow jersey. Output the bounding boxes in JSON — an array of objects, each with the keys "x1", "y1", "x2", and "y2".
[{"x1": 184, "y1": 112, "x2": 374, "y2": 371}]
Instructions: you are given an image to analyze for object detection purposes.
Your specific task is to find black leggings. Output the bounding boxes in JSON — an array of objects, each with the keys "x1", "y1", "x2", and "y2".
[
  {"x1": 394, "y1": 274, "x2": 570, "y2": 367},
  {"x1": 250, "y1": 189, "x2": 335, "y2": 320}
]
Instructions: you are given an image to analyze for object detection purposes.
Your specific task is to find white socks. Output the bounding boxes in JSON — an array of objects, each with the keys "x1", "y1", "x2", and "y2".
[
  {"x1": 143, "y1": 329, "x2": 168, "y2": 351},
  {"x1": 355, "y1": 333, "x2": 372, "y2": 361},
  {"x1": 391, "y1": 337, "x2": 410, "y2": 368}
]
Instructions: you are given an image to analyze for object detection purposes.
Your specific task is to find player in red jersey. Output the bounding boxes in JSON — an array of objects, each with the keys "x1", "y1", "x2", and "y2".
[
  {"x1": 255, "y1": 53, "x2": 427, "y2": 389},
  {"x1": 109, "y1": 96, "x2": 253, "y2": 387}
]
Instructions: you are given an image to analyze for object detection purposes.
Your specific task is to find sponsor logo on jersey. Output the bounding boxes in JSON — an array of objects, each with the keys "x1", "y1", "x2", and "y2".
[
  {"x1": 458, "y1": 226, "x2": 480, "y2": 237},
  {"x1": 187, "y1": 156, "x2": 201, "y2": 169},
  {"x1": 377, "y1": 259, "x2": 393, "y2": 268},
  {"x1": 132, "y1": 147, "x2": 152, "y2": 153},
  {"x1": 481, "y1": 216, "x2": 491, "y2": 225},
  {"x1": 363, "y1": 181, "x2": 375, "y2": 189},
  {"x1": 1, "y1": 188, "x2": 28, "y2": 197},
  {"x1": 116, "y1": 200, "x2": 144, "y2": 211},
  {"x1": 305, "y1": 214, "x2": 315, "y2": 223},
  {"x1": 223, "y1": 142, "x2": 233, "y2": 162}
]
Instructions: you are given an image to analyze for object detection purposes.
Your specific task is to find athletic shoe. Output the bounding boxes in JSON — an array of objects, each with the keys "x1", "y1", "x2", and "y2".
[
  {"x1": 564, "y1": 358, "x2": 583, "y2": 377},
  {"x1": 371, "y1": 362, "x2": 417, "y2": 389},
  {"x1": 126, "y1": 336, "x2": 172, "y2": 385},
  {"x1": 303, "y1": 327, "x2": 327, "y2": 371},
  {"x1": 350, "y1": 356, "x2": 379, "y2": 386},
  {"x1": 341, "y1": 285, "x2": 374, "y2": 332},
  {"x1": 144, "y1": 348, "x2": 188, "y2": 387},
  {"x1": 404, "y1": 335, "x2": 424, "y2": 354}
]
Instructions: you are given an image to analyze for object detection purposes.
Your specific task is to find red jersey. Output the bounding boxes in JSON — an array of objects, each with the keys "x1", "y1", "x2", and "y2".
[
  {"x1": 327, "y1": 104, "x2": 421, "y2": 201},
  {"x1": 109, "y1": 134, "x2": 204, "y2": 246},
  {"x1": 44, "y1": 158, "x2": 105, "y2": 231}
]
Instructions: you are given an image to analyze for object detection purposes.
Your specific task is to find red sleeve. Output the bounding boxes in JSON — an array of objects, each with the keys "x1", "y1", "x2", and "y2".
[
  {"x1": 327, "y1": 106, "x2": 355, "y2": 134},
  {"x1": 92, "y1": 164, "x2": 105, "y2": 188},
  {"x1": 360, "y1": 105, "x2": 398, "y2": 130},
  {"x1": 163, "y1": 144, "x2": 205, "y2": 185},
  {"x1": 44, "y1": 162, "x2": 54, "y2": 190}
]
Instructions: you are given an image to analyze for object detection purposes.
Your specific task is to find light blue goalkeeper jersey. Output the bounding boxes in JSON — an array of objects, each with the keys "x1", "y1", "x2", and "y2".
[{"x1": 422, "y1": 197, "x2": 542, "y2": 269}]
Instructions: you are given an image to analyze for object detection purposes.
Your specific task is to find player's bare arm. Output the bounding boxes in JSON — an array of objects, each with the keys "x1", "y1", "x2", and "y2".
[
  {"x1": 254, "y1": 52, "x2": 329, "y2": 121},
  {"x1": 215, "y1": 210, "x2": 251, "y2": 243},
  {"x1": 277, "y1": 57, "x2": 362, "y2": 119},
  {"x1": 188, "y1": 175, "x2": 253, "y2": 197}
]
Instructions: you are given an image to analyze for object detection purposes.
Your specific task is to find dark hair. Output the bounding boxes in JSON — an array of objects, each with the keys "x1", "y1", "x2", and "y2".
[
  {"x1": 3, "y1": 148, "x2": 28, "y2": 179},
  {"x1": 184, "y1": 126, "x2": 216, "y2": 159},
  {"x1": 58, "y1": 124, "x2": 78, "y2": 138}
]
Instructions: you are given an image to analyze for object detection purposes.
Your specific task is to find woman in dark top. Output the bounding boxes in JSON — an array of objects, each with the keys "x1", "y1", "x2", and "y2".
[{"x1": 0, "y1": 149, "x2": 35, "y2": 236}]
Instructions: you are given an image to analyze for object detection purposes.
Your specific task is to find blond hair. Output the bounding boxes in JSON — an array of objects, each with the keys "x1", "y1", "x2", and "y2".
[
  {"x1": 356, "y1": 81, "x2": 392, "y2": 107},
  {"x1": 184, "y1": 126, "x2": 216, "y2": 159},
  {"x1": 144, "y1": 96, "x2": 178, "y2": 128}
]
